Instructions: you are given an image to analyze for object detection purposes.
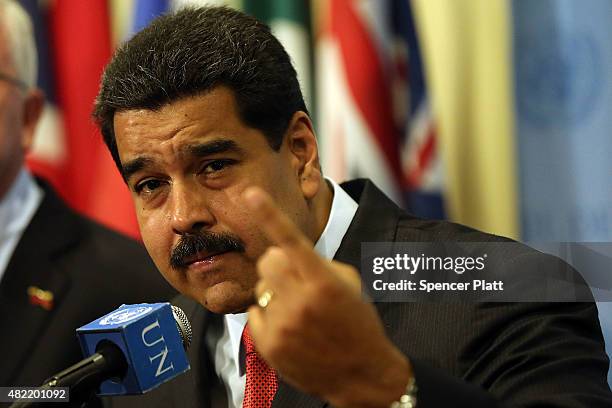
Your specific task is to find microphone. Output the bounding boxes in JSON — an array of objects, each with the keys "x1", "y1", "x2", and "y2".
[
  {"x1": 10, "y1": 303, "x2": 191, "y2": 407},
  {"x1": 70, "y1": 303, "x2": 191, "y2": 395}
]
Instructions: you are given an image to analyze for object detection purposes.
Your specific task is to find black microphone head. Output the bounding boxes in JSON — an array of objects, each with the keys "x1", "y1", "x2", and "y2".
[{"x1": 171, "y1": 305, "x2": 192, "y2": 350}]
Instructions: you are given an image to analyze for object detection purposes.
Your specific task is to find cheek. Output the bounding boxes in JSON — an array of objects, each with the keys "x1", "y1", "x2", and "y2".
[
  {"x1": 208, "y1": 191, "x2": 271, "y2": 258},
  {"x1": 0, "y1": 112, "x2": 21, "y2": 157},
  {"x1": 137, "y1": 210, "x2": 173, "y2": 271}
]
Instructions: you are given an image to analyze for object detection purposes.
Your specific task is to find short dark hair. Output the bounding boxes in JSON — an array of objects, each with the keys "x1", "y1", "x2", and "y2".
[{"x1": 93, "y1": 6, "x2": 307, "y2": 173}]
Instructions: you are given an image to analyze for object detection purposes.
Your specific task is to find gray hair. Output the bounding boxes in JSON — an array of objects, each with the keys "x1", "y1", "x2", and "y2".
[{"x1": 0, "y1": 0, "x2": 37, "y2": 89}]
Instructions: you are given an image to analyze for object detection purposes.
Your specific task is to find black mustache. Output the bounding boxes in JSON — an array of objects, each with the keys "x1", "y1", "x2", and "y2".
[{"x1": 170, "y1": 231, "x2": 245, "y2": 269}]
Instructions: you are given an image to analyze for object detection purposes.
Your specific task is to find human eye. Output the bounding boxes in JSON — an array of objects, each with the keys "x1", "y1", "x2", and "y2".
[
  {"x1": 201, "y1": 159, "x2": 235, "y2": 175},
  {"x1": 134, "y1": 179, "x2": 164, "y2": 195}
]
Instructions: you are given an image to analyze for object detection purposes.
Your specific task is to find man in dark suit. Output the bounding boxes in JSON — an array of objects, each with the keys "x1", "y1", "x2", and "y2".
[
  {"x1": 0, "y1": 0, "x2": 175, "y2": 388},
  {"x1": 93, "y1": 6, "x2": 612, "y2": 407}
]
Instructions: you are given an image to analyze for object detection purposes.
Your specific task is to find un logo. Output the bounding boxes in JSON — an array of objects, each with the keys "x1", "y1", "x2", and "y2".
[
  {"x1": 515, "y1": 25, "x2": 602, "y2": 130},
  {"x1": 99, "y1": 306, "x2": 153, "y2": 325}
]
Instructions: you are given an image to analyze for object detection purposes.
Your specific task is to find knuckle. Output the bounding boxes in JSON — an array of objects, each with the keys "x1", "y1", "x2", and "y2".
[
  {"x1": 254, "y1": 280, "x2": 267, "y2": 296},
  {"x1": 342, "y1": 264, "x2": 360, "y2": 276},
  {"x1": 256, "y1": 253, "x2": 269, "y2": 271},
  {"x1": 258, "y1": 246, "x2": 289, "y2": 273},
  {"x1": 256, "y1": 251, "x2": 276, "y2": 273},
  {"x1": 339, "y1": 265, "x2": 361, "y2": 283},
  {"x1": 266, "y1": 246, "x2": 285, "y2": 260},
  {"x1": 333, "y1": 261, "x2": 358, "y2": 275}
]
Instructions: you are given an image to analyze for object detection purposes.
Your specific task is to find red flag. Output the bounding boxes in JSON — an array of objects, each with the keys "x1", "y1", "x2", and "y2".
[{"x1": 28, "y1": 0, "x2": 139, "y2": 238}]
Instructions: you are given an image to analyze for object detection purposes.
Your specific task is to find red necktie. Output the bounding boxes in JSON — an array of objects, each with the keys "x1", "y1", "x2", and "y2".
[{"x1": 242, "y1": 325, "x2": 278, "y2": 408}]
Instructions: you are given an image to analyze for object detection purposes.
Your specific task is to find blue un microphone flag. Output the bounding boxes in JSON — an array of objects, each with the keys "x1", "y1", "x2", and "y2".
[{"x1": 76, "y1": 303, "x2": 190, "y2": 395}]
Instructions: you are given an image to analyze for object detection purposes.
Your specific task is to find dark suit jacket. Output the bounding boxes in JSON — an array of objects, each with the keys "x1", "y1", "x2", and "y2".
[
  {"x1": 0, "y1": 181, "x2": 176, "y2": 389},
  {"x1": 109, "y1": 179, "x2": 612, "y2": 407}
]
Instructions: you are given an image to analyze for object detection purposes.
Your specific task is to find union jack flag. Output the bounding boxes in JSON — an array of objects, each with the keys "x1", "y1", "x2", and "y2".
[{"x1": 317, "y1": 0, "x2": 444, "y2": 219}]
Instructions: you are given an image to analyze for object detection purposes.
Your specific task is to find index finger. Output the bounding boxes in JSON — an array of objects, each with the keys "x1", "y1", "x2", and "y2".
[{"x1": 242, "y1": 186, "x2": 324, "y2": 277}]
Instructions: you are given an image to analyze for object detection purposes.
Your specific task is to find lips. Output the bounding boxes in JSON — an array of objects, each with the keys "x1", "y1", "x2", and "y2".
[{"x1": 182, "y1": 249, "x2": 230, "y2": 266}]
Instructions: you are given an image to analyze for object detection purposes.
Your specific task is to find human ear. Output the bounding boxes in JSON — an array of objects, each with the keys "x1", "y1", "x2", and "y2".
[
  {"x1": 20, "y1": 89, "x2": 44, "y2": 152},
  {"x1": 284, "y1": 111, "x2": 322, "y2": 199}
]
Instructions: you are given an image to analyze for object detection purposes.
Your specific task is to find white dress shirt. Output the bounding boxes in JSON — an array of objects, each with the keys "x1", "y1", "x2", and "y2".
[
  {"x1": 0, "y1": 168, "x2": 43, "y2": 283},
  {"x1": 209, "y1": 178, "x2": 358, "y2": 408}
]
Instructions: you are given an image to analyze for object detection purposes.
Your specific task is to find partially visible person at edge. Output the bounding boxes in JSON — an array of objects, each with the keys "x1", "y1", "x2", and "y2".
[
  {"x1": 0, "y1": 0, "x2": 175, "y2": 391},
  {"x1": 92, "y1": 6, "x2": 612, "y2": 408}
]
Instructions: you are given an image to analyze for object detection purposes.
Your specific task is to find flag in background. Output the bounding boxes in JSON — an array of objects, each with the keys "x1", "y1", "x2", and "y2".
[
  {"x1": 412, "y1": 0, "x2": 519, "y2": 239},
  {"x1": 23, "y1": 0, "x2": 143, "y2": 238},
  {"x1": 22, "y1": 0, "x2": 444, "y2": 239},
  {"x1": 390, "y1": 0, "x2": 443, "y2": 219},
  {"x1": 242, "y1": 0, "x2": 313, "y2": 112},
  {"x1": 512, "y1": 0, "x2": 612, "y2": 384},
  {"x1": 20, "y1": 0, "x2": 65, "y2": 188},
  {"x1": 131, "y1": 0, "x2": 169, "y2": 36},
  {"x1": 315, "y1": 0, "x2": 444, "y2": 219}
]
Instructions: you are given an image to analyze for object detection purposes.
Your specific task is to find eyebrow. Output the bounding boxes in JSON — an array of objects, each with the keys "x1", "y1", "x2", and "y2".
[
  {"x1": 121, "y1": 139, "x2": 244, "y2": 183},
  {"x1": 182, "y1": 139, "x2": 243, "y2": 158},
  {"x1": 122, "y1": 157, "x2": 154, "y2": 183}
]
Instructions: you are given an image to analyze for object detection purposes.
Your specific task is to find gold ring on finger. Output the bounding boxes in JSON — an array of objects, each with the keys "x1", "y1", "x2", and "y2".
[{"x1": 257, "y1": 289, "x2": 274, "y2": 309}]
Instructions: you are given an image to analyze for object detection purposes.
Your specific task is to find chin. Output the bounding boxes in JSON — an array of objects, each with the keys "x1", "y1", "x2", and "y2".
[{"x1": 196, "y1": 280, "x2": 254, "y2": 314}]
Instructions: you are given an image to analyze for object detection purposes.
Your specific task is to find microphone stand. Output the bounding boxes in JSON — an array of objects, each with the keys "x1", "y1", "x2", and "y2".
[{"x1": 9, "y1": 342, "x2": 127, "y2": 408}]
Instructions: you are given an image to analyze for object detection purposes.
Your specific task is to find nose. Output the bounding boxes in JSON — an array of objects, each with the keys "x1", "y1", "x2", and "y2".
[{"x1": 168, "y1": 183, "x2": 215, "y2": 235}]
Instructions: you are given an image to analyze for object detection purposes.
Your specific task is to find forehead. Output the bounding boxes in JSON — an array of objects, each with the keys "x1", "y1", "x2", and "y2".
[{"x1": 113, "y1": 86, "x2": 262, "y2": 161}]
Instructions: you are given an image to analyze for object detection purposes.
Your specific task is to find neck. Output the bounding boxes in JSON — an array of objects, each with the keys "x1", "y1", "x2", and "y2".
[
  {"x1": 0, "y1": 162, "x2": 23, "y2": 203},
  {"x1": 309, "y1": 178, "x2": 334, "y2": 245}
]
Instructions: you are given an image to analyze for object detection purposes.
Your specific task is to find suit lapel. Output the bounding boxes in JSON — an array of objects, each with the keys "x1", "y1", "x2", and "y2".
[
  {"x1": 334, "y1": 180, "x2": 401, "y2": 321},
  {"x1": 334, "y1": 179, "x2": 401, "y2": 269},
  {"x1": 0, "y1": 185, "x2": 80, "y2": 386}
]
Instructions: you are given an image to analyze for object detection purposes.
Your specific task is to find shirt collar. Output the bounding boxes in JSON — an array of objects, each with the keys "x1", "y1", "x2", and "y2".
[
  {"x1": 314, "y1": 178, "x2": 359, "y2": 260},
  {"x1": 0, "y1": 168, "x2": 42, "y2": 238},
  {"x1": 0, "y1": 168, "x2": 43, "y2": 282}
]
